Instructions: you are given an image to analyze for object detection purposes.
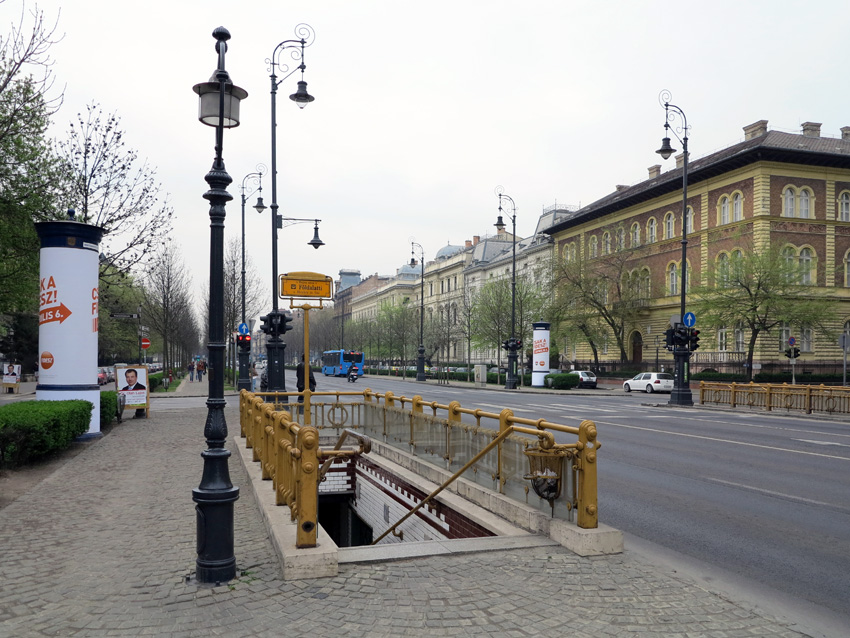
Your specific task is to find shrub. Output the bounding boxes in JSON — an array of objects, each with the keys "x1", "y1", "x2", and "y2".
[
  {"x1": 0, "y1": 400, "x2": 93, "y2": 468},
  {"x1": 100, "y1": 391, "x2": 118, "y2": 428},
  {"x1": 546, "y1": 373, "x2": 580, "y2": 390},
  {"x1": 149, "y1": 372, "x2": 163, "y2": 392}
]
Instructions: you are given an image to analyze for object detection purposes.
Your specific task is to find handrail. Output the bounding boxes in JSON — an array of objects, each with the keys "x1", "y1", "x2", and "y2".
[
  {"x1": 700, "y1": 381, "x2": 850, "y2": 415},
  {"x1": 317, "y1": 428, "x2": 371, "y2": 481}
]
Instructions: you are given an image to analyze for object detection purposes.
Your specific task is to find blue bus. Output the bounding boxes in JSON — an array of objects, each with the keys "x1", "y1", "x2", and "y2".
[{"x1": 321, "y1": 350, "x2": 365, "y2": 377}]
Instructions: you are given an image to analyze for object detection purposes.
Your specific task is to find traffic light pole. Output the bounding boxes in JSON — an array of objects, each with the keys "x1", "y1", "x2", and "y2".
[{"x1": 667, "y1": 323, "x2": 693, "y2": 406}]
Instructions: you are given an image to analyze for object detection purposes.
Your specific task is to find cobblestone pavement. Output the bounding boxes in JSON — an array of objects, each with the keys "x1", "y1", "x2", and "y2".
[{"x1": 0, "y1": 378, "x2": 810, "y2": 637}]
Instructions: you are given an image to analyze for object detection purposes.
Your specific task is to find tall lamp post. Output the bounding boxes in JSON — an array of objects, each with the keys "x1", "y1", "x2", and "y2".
[
  {"x1": 191, "y1": 26, "x2": 246, "y2": 584},
  {"x1": 495, "y1": 186, "x2": 518, "y2": 390},
  {"x1": 237, "y1": 166, "x2": 267, "y2": 392},
  {"x1": 410, "y1": 241, "x2": 426, "y2": 381},
  {"x1": 656, "y1": 89, "x2": 693, "y2": 406},
  {"x1": 264, "y1": 24, "x2": 316, "y2": 394}
]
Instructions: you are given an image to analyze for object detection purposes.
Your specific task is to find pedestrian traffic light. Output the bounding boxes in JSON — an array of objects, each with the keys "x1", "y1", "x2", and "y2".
[
  {"x1": 793, "y1": 347, "x2": 800, "y2": 358},
  {"x1": 281, "y1": 311, "x2": 294, "y2": 334},
  {"x1": 689, "y1": 329, "x2": 700, "y2": 351},
  {"x1": 784, "y1": 347, "x2": 792, "y2": 359}
]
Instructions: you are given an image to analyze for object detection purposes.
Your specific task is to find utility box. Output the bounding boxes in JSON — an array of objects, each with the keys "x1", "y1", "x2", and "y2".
[{"x1": 474, "y1": 364, "x2": 488, "y2": 388}]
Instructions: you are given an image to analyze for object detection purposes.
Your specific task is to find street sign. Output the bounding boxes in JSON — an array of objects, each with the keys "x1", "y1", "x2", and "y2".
[
  {"x1": 788, "y1": 336, "x2": 796, "y2": 346},
  {"x1": 839, "y1": 334, "x2": 849, "y2": 350},
  {"x1": 110, "y1": 313, "x2": 139, "y2": 319},
  {"x1": 141, "y1": 337, "x2": 151, "y2": 350},
  {"x1": 280, "y1": 271, "x2": 333, "y2": 299},
  {"x1": 237, "y1": 322, "x2": 249, "y2": 335},
  {"x1": 683, "y1": 312, "x2": 696, "y2": 327}
]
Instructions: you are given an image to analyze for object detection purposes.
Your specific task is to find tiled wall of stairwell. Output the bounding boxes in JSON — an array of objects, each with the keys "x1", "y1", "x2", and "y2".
[{"x1": 320, "y1": 455, "x2": 494, "y2": 544}]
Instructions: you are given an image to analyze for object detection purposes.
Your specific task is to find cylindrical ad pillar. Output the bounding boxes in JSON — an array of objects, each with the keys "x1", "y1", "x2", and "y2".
[
  {"x1": 532, "y1": 321, "x2": 551, "y2": 387},
  {"x1": 35, "y1": 220, "x2": 105, "y2": 438}
]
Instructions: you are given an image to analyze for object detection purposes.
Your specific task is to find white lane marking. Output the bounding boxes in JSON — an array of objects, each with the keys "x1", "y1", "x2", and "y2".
[
  {"x1": 705, "y1": 478, "x2": 836, "y2": 508},
  {"x1": 793, "y1": 439, "x2": 850, "y2": 448},
  {"x1": 594, "y1": 420, "x2": 850, "y2": 462},
  {"x1": 643, "y1": 410, "x2": 850, "y2": 440}
]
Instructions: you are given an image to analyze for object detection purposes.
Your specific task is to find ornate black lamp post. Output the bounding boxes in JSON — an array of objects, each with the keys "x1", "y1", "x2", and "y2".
[
  {"x1": 237, "y1": 166, "x2": 267, "y2": 392},
  {"x1": 191, "y1": 26, "x2": 246, "y2": 584},
  {"x1": 656, "y1": 89, "x2": 693, "y2": 406},
  {"x1": 495, "y1": 186, "x2": 518, "y2": 390},
  {"x1": 410, "y1": 241, "x2": 426, "y2": 381},
  {"x1": 264, "y1": 24, "x2": 316, "y2": 395}
]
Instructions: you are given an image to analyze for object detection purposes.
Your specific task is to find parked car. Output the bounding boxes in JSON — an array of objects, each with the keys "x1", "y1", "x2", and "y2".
[
  {"x1": 97, "y1": 368, "x2": 108, "y2": 385},
  {"x1": 623, "y1": 372, "x2": 674, "y2": 393},
  {"x1": 573, "y1": 371, "x2": 597, "y2": 389},
  {"x1": 488, "y1": 367, "x2": 508, "y2": 375}
]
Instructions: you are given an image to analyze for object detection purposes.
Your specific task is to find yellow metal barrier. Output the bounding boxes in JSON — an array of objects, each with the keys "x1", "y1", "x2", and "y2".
[
  {"x1": 699, "y1": 381, "x2": 850, "y2": 415},
  {"x1": 238, "y1": 387, "x2": 601, "y2": 542}
]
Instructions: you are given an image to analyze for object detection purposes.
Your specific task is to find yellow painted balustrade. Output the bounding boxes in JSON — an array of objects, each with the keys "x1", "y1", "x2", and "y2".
[{"x1": 700, "y1": 381, "x2": 850, "y2": 415}]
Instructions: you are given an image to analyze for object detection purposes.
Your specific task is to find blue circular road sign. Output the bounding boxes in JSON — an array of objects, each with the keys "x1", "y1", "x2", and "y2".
[
  {"x1": 788, "y1": 336, "x2": 796, "y2": 346},
  {"x1": 683, "y1": 312, "x2": 696, "y2": 327},
  {"x1": 237, "y1": 322, "x2": 249, "y2": 335}
]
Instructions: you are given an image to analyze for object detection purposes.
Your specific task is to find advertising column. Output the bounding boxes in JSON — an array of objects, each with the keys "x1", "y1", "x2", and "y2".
[
  {"x1": 532, "y1": 321, "x2": 551, "y2": 387},
  {"x1": 35, "y1": 220, "x2": 105, "y2": 438}
]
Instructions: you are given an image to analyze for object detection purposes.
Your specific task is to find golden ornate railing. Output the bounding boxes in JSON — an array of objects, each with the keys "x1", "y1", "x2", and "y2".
[
  {"x1": 239, "y1": 387, "x2": 601, "y2": 545},
  {"x1": 699, "y1": 381, "x2": 850, "y2": 415}
]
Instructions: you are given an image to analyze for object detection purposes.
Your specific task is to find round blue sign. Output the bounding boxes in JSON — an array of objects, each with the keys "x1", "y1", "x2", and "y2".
[
  {"x1": 788, "y1": 336, "x2": 796, "y2": 346},
  {"x1": 237, "y1": 322, "x2": 249, "y2": 335},
  {"x1": 683, "y1": 312, "x2": 696, "y2": 327}
]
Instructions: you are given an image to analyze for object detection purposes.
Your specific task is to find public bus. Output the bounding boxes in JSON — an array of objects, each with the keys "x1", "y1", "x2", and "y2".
[{"x1": 321, "y1": 350, "x2": 365, "y2": 377}]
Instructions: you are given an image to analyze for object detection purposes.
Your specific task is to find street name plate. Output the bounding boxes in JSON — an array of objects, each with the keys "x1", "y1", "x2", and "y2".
[{"x1": 279, "y1": 271, "x2": 332, "y2": 299}]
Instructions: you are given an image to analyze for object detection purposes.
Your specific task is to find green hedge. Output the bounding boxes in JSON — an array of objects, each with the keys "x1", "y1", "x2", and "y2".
[
  {"x1": 100, "y1": 391, "x2": 118, "y2": 427},
  {"x1": 0, "y1": 400, "x2": 93, "y2": 468},
  {"x1": 545, "y1": 373, "x2": 580, "y2": 390}
]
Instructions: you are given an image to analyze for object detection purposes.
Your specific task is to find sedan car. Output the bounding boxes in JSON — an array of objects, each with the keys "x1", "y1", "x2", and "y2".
[
  {"x1": 623, "y1": 372, "x2": 674, "y2": 393},
  {"x1": 573, "y1": 371, "x2": 597, "y2": 389}
]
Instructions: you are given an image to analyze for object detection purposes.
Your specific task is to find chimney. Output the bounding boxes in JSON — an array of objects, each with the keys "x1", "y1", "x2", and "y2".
[
  {"x1": 801, "y1": 122, "x2": 822, "y2": 137},
  {"x1": 675, "y1": 152, "x2": 688, "y2": 169},
  {"x1": 743, "y1": 120, "x2": 768, "y2": 140},
  {"x1": 648, "y1": 165, "x2": 661, "y2": 179},
  {"x1": 465, "y1": 240, "x2": 472, "y2": 248},
  {"x1": 473, "y1": 235, "x2": 480, "y2": 245},
  {"x1": 841, "y1": 127, "x2": 850, "y2": 141},
  {"x1": 615, "y1": 185, "x2": 630, "y2": 192}
]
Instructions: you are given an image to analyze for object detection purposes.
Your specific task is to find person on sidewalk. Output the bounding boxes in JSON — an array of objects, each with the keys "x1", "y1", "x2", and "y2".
[
  {"x1": 188, "y1": 361, "x2": 195, "y2": 382},
  {"x1": 196, "y1": 360, "x2": 205, "y2": 382},
  {"x1": 250, "y1": 363, "x2": 259, "y2": 392}
]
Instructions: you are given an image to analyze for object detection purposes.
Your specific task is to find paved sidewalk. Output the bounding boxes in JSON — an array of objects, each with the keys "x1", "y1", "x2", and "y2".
[{"x1": 0, "y1": 386, "x2": 817, "y2": 637}]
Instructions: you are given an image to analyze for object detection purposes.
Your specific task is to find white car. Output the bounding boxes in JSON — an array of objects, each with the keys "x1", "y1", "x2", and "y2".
[{"x1": 623, "y1": 372, "x2": 674, "y2": 393}]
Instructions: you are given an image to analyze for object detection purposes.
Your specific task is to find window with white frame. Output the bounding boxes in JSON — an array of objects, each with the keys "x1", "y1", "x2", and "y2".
[
  {"x1": 602, "y1": 232, "x2": 611, "y2": 255},
  {"x1": 717, "y1": 325, "x2": 728, "y2": 351},
  {"x1": 720, "y1": 196, "x2": 729, "y2": 225},
  {"x1": 641, "y1": 270, "x2": 651, "y2": 298},
  {"x1": 685, "y1": 207, "x2": 695, "y2": 233},
  {"x1": 799, "y1": 247, "x2": 813, "y2": 284},
  {"x1": 631, "y1": 223, "x2": 640, "y2": 247},
  {"x1": 734, "y1": 325, "x2": 745, "y2": 352},
  {"x1": 717, "y1": 253, "x2": 729, "y2": 287},
  {"x1": 647, "y1": 218, "x2": 657, "y2": 243},
  {"x1": 733, "y1": 193, "x2": 743, "y2": 221},
  {"x1": 616, "y1": 227, "x2": 625, "y2": 251},
  {"x1": 783, "y1": 188, "x2": 795, "y2": 218},
  {"x1": 845, "y1": 252, "x2": 850, "y2": 287},
  {"x1": 840, "y1": 192, "x2": 850, "y2": 222},
  {"x1": 665, "y1": 213, "x2": 674, "y2": 239},
  {"x1": 589, "y1": 236, "x2": 598, "y2": 258},
  {"x1": 801, "y1": 327, "x2": 813, "y2": 352},
  {"x1": 799, "y1": 189, "x2": 811, "y2": 218},
  {"x1": 668, "y1": 263, "x2": 678, "y2": 296}
]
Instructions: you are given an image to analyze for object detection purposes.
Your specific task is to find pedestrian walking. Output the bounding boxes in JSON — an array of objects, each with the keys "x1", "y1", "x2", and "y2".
[
  {"x1": 196, "y1": 360, "x2": 205, "y2": 382},
  {"x1": 250, "y1": 363, "x2": 259, "y2": 392},
  {"x1": 188, "y1": 361, "x2": 195, "y2": 382}
]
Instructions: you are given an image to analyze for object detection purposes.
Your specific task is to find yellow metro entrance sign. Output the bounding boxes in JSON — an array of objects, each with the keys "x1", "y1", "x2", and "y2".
[{"x1": 279, "y1": 271, "x2": 332, "y2": 299}]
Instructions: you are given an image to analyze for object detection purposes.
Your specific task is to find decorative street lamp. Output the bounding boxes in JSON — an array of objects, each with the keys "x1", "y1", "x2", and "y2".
[
  {"x1": 263, "y1": 24, "x2": 316, "y2": 395},
  {"x1": 495, "y1": 186, "x2": 518, "y2": 390},
  {"x1": 656, "y1": 89, "x2": 693, "y2": 406},
  {"x1": 237, "y1": 165, "x2": 267, "y2": 392},
  {"x1": 191, "y1": 26, "x2": 246, "y2": 584},
  {"x1": 410, "y1": 240, "x2": 426, "y2": 382}
]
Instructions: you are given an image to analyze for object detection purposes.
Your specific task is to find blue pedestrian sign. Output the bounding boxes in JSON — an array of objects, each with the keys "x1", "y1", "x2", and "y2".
[
  {"x1": 237, "y1": 322, "x2": 249, "y2": 336},
  {"x1": 683, "y1": 312, "x2": 696, "y2": 328}
]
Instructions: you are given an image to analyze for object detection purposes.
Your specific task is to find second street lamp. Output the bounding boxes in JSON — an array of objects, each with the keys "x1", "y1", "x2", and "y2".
[
  {"x1": 656, "y1": 89, "x2": 693, "y2": 406},
  {"x1": 495, "y1": 186, "x2": 519, "y2": 390},
  {"x1": 410, "y1": 241, "x2": 426, "y2": 382},
  {"x1": 237, "y1": 165, "x2": 266, "y2": 392},
  {"x1": 264, "y1": 24, "x2": 315, "y2": 396}
]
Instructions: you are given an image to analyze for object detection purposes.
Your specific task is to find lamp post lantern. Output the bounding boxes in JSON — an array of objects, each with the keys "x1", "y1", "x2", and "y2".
[
  {"x1": 495, "y1": 186, "x2": 518, "y2": 390},
  {"x1": 237, "y1": 166, "x2": 266, "y2": 392},
  {"x1": 410, "y1": 241, "x2": 426, "y2": 381},
  {"x1": 263, "y1": 24, "x2": 316, "y2": 395},
  {"x1": 656, "y1": 89, "x2": 693, "y2": 406},
  {"x1": 191, "y1": 26, "x2": 246, "y2": 584}
]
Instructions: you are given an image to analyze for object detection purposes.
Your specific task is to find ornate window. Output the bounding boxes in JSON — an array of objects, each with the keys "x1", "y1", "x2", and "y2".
[
  {"x1": 616, "y1": 227, "x2": 625, "y2": 251},
  {"x1": 717, "y1": 326, "x2": 728, "y2": 351},
  {"x1": 589, "y1": 236, "x2": 598, "y2": 258},
  {"x1": 668, "y1": 263, "x2": 678, "y2": 296},
  {"x1": 783, "y1": 188, "x2": 795, "y2": 218},
  {"x1": 799, "y1": 189, "x2": 811, "y2": 218},
  {"x1": 602, "y1": 232, "x2": 611, "y2": 255},
  {"x1": 647, "y1": 218, "x2": 657, "y2": 243},
  {"x1": 801, "y1": 327, "x2": 813, "y2": 352},
  {"x1": 665, "y1": 212, "x2": 675, "y2": 239},
  {"x1": 733, "y1": 193, "x2": 743, "y2": 221},
  {"x1": 720, "y1": 196, "x2": 729, "y2": 225},
  {"x1": 800, "y1": 247, "x2": 813, "y2": 284},
  {"x1": 840, "y1": 192, "x2": 850, "y2": 222},
  {"x1": 717, "y1": 253, "x2": 730, "y2": 287},
  {"x1": 630, "y1": 223, "x2": 640, "y2": 248}
]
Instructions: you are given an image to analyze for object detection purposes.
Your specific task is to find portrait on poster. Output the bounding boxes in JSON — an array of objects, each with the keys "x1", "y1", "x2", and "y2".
[
  {"x1": 115, "y1": 365, "x2": 149, "y2": 408},
  {"x1": 3, "y1": 363, "x2": 21, "y2": 384}
]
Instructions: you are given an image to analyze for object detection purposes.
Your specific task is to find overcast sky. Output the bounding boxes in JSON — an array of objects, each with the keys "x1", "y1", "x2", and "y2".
[{"x1": 17, "y1": 0, "x2": 850, "y2": 324}]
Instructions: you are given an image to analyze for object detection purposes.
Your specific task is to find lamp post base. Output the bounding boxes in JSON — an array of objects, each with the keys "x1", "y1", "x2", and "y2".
[
  {"x1": 668, "y1": 350, "x2": 693, "y2": 406},
  {"x1": 416, "y1": 346, "x2": 426, "y2": 382},
  {"x1": 505, "y1": 350, "x2": 518, "y2": 390}
]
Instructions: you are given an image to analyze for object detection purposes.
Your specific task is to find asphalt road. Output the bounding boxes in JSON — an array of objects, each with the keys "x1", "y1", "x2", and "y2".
[{"x1": 297, "y1": 373, "x2": 850, "y2": 630}]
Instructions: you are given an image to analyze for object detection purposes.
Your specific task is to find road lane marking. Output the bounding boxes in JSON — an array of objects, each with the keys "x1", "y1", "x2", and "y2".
[
  {"x1": 793, "y1": 439, "x2": 850, "y2": 448},
  {"x1": 646, "y1": 411, "x2": 850, "y2": 440},
  {"x1": 705, "y1": 478, "x2": 837, "y2": 509},
  {"x1": 594, "y1": 420, "x2": 850, "y2": 461}
]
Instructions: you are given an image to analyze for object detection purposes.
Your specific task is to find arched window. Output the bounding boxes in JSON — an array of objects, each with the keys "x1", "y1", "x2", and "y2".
[
  {"x1": 779, "y1": 323, "x2": 791, "y2": 350},
  {"x1": 783, "y1": 188, "x2": 795, "y2": 217},
  {"x1": 641, "y1": 269, "x2": 651, "y2": 298},
  {"x1": 717, "y1": 253, "x2": 729, "y2": 287},
  {"x1": 685, "y1": 207, "x2": 695, "y2": 233},
  {"x1": 799, "y1": 189, "x2": 811, "y2": 219},
  {"x1": 800, "y1": 247, "x2": 813, "y2": 284},
  {"x1": 647, "y1": 218, "x2": 657, "y2": 243},
  {"x1": 845, "y1": 251, "x2": 850, "y2": 287},
  {"x1": 733, "y1": 193, "x2": 743, "y2": 221},
  {"x1": 668, "y1": 263, "x2": 678, "y2": 296},
  {"x1": 589, "y1": 236, "x2": 598, "y2": 258},
  {"x1": 841, "y1": 192, "x2": 850, "y2": 222},
  {"x1": 665, "y1": 213, "x2": 675, "y2": 239},
  {"x1": 631, "y1": 223, "x2": 640, "y2": 247},
  {"x1": 602, "y1": 232, "x2": 611, "y2": 255},
  {"x1": 720, "y1": 196, "x2": 729, "y2": 225},
  {"x1": 616, "y1": 227, "x2": 625, "y2": 251}
]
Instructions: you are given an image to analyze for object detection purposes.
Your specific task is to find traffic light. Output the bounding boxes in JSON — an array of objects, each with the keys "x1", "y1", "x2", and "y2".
[
  {"x1": 237, "y1": 333, "x2": 251, "y2": 351},
  {"x1": 689, "y1": 329, "x2": 700, "y2": 351},
  {"x1": 503, "y1": 339, "x2": 511, "y2": 351},
  {"x1": 784, "y1": 347, "x2": 792, "y2": 359},
  {"x1": 665, "y1": 327, "x2": 675, "y2": 350},
  {"x1": 793, "y1": 347, "x2": 801, "y2": 358},
  {"x1": 675, "y1": 326, "x2": 689, "y2": 347},
  {"x1": 259, "y1": 315, "x2": 270, "y2": 335},
  {"x1": 281, "y1": 311, "x2": 294, "y2": 334},
  {"x1": 515, "y1": 339, "x2": 522, "y2": 350}
]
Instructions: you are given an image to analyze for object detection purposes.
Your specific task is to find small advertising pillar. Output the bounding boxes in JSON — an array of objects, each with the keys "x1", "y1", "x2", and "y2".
[
  {"x1": 35, "y1": 219, "x2": 105, "y2": 438},
  {"x1": 532, "y1": 321, "x2": 551, "y2": 388}
]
